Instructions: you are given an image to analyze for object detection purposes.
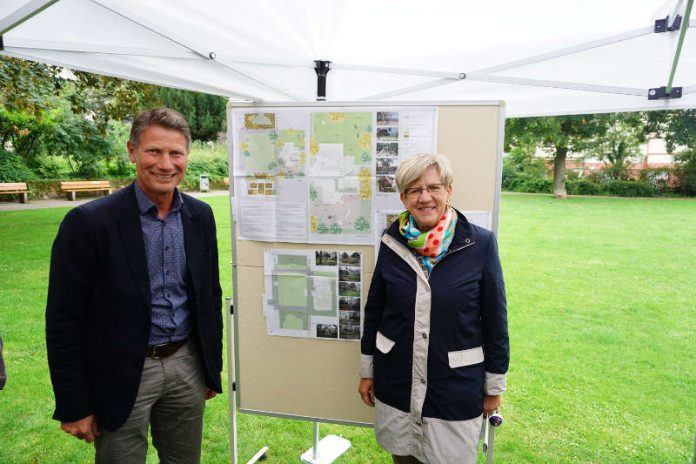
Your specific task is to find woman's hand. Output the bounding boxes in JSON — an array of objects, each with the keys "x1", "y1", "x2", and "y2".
[
  {"x1": 358, "y1": 378, "x2": 375, "y2": 407},
  {"x1": 483, "y1": 394, "x2": 501, "y2": 417}
]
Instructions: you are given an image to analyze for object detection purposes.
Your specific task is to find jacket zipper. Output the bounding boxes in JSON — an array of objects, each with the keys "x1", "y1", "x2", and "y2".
[{"x1": 428, "y1": 240, "x2": 476, "y2": 279}]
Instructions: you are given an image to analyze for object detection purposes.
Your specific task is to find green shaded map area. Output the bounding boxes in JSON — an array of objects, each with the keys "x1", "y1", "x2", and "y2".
[
  {"x1": 240, "y1": 130, "x2": 276, "y2": 172},
  {"x1": 312, "y1": 112, "x2": 372, "y2": 166},
  {"x1": 280, "y1": 310, "x2": 308, "y2": 330},
  {"x1": 278, "y1": 129, "x2": 305, "y2": 150},
  {"x1": 343, "y1": 112, "x2": 372, "y2": 162},
  {"x1": 277, "y1": 254, "x2": 307, "y2": 270},
  {"x1": 277, "y1": 275, "x2": 308, "y2": 307},
  {"x1": 312, "y1": 113, "x2": 344, "y2": 143}
]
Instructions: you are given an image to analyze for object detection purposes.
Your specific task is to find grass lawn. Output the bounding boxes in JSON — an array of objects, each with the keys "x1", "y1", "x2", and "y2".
[{"x1": 0, "y1": 193, "x2": 694, "y2": 463}]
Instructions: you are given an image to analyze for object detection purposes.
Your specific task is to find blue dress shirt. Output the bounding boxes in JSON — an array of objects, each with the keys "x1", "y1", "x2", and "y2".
[{"x1": 134, "y1": 182, "x2": 191, "y2": 346}]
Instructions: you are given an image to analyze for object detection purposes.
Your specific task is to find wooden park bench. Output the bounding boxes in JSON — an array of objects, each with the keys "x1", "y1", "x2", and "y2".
[
  {"x1": 0, "y1": 182, "x2": 29, "y2": 203},
  {"x1": 60, "y1": 180, "x2": 112, "y2": 201}
]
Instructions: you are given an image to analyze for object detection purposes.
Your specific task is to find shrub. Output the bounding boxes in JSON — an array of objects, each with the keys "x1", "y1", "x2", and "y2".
[
  {"x1": 105, "y1": 121, "x2": 133, "y2": 177},
  {"x1": 567, "y1": 179, "x2": 602, "y2": 196},
  {"x1": 0, "y1": 149, "x2": 36, "y2": 182},
  {"x1": 602, "y1": 180, "x2": 657, "y2": 197},
  {"x1": 640, "y1": 168, "x2": 675, "y2": 194},
  {"x1": 506, "y1": 174, "x2": 552, "y2": 193},
  {"x1": 672, "y1": 161, "x2": 696, "y2": 196},
  {"x1": 182, "y1": 142, "x2": 228, "y2": 190},
  {"x1": 502, "y1": 149, "x2": 547, "y2": 191}
]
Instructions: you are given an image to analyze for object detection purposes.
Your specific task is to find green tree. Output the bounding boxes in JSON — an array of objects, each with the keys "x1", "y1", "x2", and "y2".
[
  {"x1": 154, "y1": 87, "x2": 226, "y2": 141},
  {"x1": 0, "y1": 107, "x2": 57, "y2": 170},
  {"x1": 66, "y1": 71, "x2": 159, "y2": 134},
  {"x1": 0, "y1": 56, "x2": 62, "y2": 116},
  {"x1": 506, "y1": 115, "x2": 608, "y2": 197},
  {"x1": 585, "y1": 113, "x2": 646, "y2": 180},
  {"x1": 646, "y1": 109, "x2": 696, "y2": 195},
  {"x1": 46, "y1": 111, "x2": 112, "y2": 177}
]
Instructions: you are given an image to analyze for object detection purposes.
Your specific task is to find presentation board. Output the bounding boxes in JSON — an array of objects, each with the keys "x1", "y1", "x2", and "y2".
[{"x1": 227, "y1": 101, "x2": 505, "y2": 425}]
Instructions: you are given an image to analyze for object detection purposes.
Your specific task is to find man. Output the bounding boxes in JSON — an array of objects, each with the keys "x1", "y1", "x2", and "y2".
[{"x1": 46, "y1": 107, "x2": 223, "y2": 463}]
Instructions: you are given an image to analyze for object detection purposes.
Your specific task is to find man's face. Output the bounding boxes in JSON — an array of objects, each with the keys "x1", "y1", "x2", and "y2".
[{"x1": 127, "y1": 125, "x2": 188, "y2": 200}]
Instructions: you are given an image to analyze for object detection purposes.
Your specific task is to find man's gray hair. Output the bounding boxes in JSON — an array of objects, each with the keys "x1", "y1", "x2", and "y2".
[
  {"x1": 129, "y1": 107, "x2": 191, "y2": 150},
  {"x1": 395, "y1": 153, "x2": 454, "y2": 193}
]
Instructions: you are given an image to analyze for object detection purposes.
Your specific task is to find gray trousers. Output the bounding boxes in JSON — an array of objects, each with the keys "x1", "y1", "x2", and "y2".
[{"x1": 94, "y1": 341, "x2": 206, "y2": 464}]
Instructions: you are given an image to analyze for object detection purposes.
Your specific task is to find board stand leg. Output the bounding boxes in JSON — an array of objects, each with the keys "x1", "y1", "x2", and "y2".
[
  {"x1": 481, "y1": 413, "x2": 501, "y2": 464},
  {"x1": 300, "y1": 421, "x2": 351, "y2": 464},
  {"x1": 227, "y1": 298, "x2": 268, "y2": 464}
]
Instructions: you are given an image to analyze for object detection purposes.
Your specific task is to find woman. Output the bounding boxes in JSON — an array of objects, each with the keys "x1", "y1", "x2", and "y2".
[{"x1": 359, "y1": 153, "x2": 509, "y2": 464}]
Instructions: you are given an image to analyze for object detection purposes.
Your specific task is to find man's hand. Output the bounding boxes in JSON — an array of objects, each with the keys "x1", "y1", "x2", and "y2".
[
  {"x1": 483, "y1": 394, "x2": 501, "y2": 417},
  {"x1": 205, "y1": 388, "x2": 217, "y2": 400},
  {"x1": 358, "y1": 378, "x2": 375, "y2": 407},
  {"x1": 61, "y1": 414, "x2": 100, "y2": 443}
]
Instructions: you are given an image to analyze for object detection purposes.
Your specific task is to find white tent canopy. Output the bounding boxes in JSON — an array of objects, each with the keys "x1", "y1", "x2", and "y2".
[{"x1": 1, "y1": 0, "x2": 695, "y2": 117}]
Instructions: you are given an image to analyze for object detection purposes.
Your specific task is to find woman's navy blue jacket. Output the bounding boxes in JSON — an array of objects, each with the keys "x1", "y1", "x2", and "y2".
[{"x1": 361, "y1": 209, "x2": 509, "y2": 421}]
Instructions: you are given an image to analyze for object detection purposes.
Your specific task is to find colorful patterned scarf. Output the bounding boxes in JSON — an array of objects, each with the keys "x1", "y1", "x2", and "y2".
[{"x1": 398, "y1": 207, "x2": 457, "y2": 273}]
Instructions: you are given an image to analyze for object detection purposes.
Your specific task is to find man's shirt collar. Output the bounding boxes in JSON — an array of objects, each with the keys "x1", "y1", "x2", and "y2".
[{"x1": 133, "y1": 181, "x2": 184, "y2": 217}]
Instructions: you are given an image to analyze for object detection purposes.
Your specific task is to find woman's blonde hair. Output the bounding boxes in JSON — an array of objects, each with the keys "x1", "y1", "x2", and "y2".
[{"x1": 395, "y1": 153, "x2": 453, "y2": 193}]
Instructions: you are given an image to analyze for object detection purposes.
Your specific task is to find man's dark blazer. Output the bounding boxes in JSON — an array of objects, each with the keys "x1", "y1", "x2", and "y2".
[{"x1": 46, "y1": 182, "x2": 223, "y2": 432}]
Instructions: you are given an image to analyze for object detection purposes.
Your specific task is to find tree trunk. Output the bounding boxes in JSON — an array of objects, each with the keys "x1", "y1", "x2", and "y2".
[{"x1": 552, "y1": 146, "x2": 568, "y2": 198}]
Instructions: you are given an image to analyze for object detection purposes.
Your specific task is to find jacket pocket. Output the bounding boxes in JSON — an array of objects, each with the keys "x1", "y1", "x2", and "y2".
[
  {"x1": 375, "y1": 331, "x2": 395, "y2": 354},
  {"x1": 448, "y1": 346, "x2": 484, "y2": 368}
]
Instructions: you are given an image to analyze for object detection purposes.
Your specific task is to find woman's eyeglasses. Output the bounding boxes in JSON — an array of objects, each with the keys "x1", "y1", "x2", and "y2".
[{"x1": 404, "y1": 184, "x2": 445, "y2": 199}]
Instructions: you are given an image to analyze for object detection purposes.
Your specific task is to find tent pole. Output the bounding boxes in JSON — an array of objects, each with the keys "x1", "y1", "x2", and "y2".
[
  {"x1": 87, "y1": 0, "x2": 305, "y2": 101},
  {"x1": 2, "y1": 48, "x2": 259, "y2": 102},
  {"x1": 360, "y1": 77, "x2": 460, "y2": 101},
  {"x1": 467, "y1": 74, "x2": 645, "y2": 96},
  {"x1": 471, "y1": 26, "x2": 653, "y2": 75},
  {"x1": 666, "y1": 0, "x2": 694, "y2": 93},
  {"x1": 0, "y1": 0, "x2": 59, "y2": 36}
]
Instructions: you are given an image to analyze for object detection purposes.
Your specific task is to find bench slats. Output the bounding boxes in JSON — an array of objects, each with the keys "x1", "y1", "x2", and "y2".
[
  {"x1": 0, "y1": 182, "x2": 29, "y2": 203},
  {"x1": 60, "y1": 181, "x2": 111, "y2": 191},
  {"x1": 60, "y1": 181, "x2": 112, "y2": 200},
  {"x1": 0, "y1": 182, "x2": 28, "y2": 192}
]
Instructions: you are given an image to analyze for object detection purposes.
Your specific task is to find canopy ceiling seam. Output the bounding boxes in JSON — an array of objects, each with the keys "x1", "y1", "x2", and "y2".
[
  {"x1": 2, "y1": 48, "x2": 258, "y2": 101},
  {"x1": 358, "y1": 78, "x2": 457, "y2": 101},
  {"x1": 470, "y1": 26, "x2": 654, "y2": 76},
  {"x1": 331, "y1": 63, "x2": 462, "y2": 79},
  {"x1": 4, "y1": 38, "x2": 196, "y2": 59},
  {"x1": 88, "y1": 0, "x2": 304, "y2": 102},
  {"x1": 466, "y1": 74, "x2": 647, "y2": 97},
  {"x1": 257, "y1": 0, "x2": 316, "y2": 59},
  {"x1": 5, "y1": 38, "x2": 315, "y2": 69},
  {"x1": 0, "y1": 0, "x2": 59, "y2": 36},
  {"x1": 671, "y1": 0, "x2": 685, "y2": 18},
  {"x1": 322, "y1": 0, "x2": 348, "y2": 58}
]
